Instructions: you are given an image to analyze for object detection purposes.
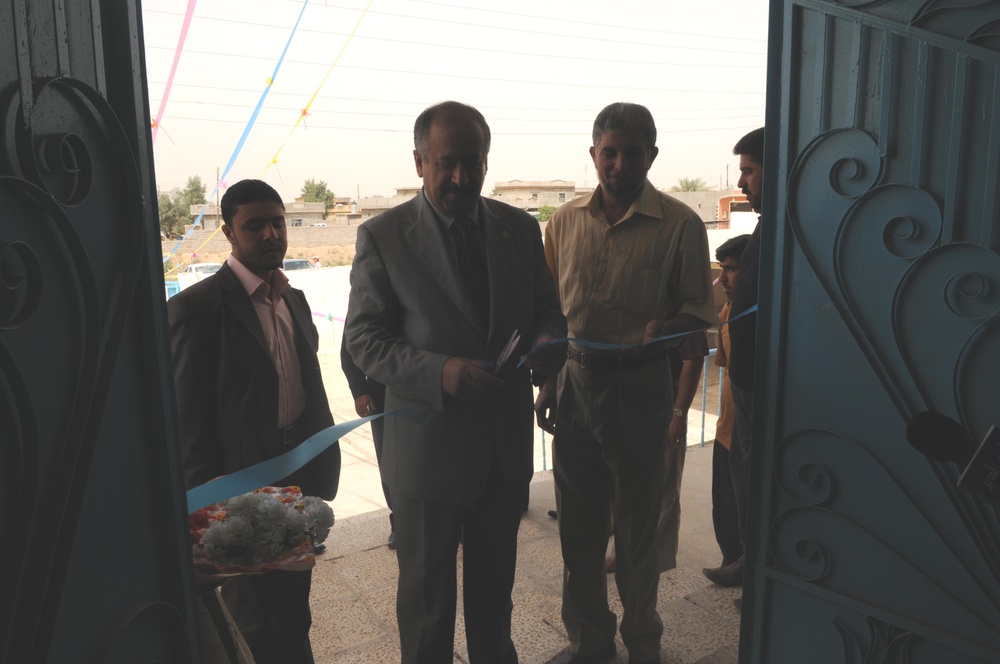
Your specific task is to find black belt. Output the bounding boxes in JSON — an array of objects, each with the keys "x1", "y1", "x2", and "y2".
[
  {"x1": 278, "y1": 418, "x2": 302, "y2": 447},
  {"x1": 567, "y1": 346, "x2": 664, "y2": 371}
]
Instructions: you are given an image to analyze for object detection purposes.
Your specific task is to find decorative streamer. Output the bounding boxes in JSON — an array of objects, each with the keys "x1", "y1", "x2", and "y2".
[
  {"x1": 185, "y1": 307, "x2": 757, "y2": 510},
  {"x1": 263, "y1": 0, "x2": 375, "y2": 174},
  {"x1": 162, "y1": 0, "x2": 312, "y2": 265},
  {"x1": 518, "y1": 304, "x2": 760, "y2": 366},
  {"x1": 151, "y1": 0, "x2": 198, "y2": 144},
  {"x1": 186, "y1": 407, "x2": 427, "y2": 512}
]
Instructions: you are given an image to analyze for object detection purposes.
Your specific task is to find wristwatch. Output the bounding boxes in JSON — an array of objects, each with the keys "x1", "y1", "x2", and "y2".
[{"x1": 672, "y1": 408, "x2": 685, "y2": 419}]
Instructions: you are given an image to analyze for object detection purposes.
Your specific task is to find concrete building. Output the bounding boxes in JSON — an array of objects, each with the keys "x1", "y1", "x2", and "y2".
[
  {"x1": 662, "y1": 189, "x2": 748, "y2": 224},
  {"x1": 351, "y1": 188, "x2": 419, "y2": 223},
  {"x1": 187, "y1": 197, "x2": 325, "y2": 231},
  {"x1": 491, "y1": 180, "x2": 593, "y2": 215}
]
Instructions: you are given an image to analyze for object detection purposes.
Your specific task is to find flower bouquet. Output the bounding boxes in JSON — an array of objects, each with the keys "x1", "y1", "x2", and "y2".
[{"x1": 190, "y1": 486, "x2": 334, "y2": 576}]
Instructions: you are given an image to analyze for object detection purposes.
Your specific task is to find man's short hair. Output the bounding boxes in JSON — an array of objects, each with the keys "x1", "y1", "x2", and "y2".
[
  {"x1": 716, "y1": 234, "x2": 751, "y2": 263},
  {"x1": 413, "y1": 101, "x2": 492, "y2": 159},
  {"x1": 733, "y1": 127, "x2": 765, "y2": 165},
  {"x1": 592, "y1": 102, "x2": 656, "y2": 149},
  {"x1": 220, "y1": 179, "x2": 284, "y2": 225}
]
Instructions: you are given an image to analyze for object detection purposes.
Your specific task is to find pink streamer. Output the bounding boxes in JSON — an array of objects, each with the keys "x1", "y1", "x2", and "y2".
[{"x1": 152, "y1": 0, "x2": 198, "y2": 144}]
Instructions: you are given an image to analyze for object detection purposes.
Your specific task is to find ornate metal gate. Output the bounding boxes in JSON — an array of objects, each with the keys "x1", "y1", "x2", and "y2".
[
  {"x1": 746, "y1": 1, "x2": 1000, "y2": 661},
  {"x1": 0, "y1": 2, "x2": 197, "y2": 662}
]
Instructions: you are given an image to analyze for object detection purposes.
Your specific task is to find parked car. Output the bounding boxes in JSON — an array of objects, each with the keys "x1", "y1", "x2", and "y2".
[
  {"x1": 184, "y1": 262, "x2": 222, "y2": 275},
  {"x1": 282, "y1": 258, "x2": 314, "y2": 271}
]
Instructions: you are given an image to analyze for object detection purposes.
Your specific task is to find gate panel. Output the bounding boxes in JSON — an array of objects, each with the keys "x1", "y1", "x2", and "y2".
[
  {"x1": 749, "y1": 1, "x2": 1000, "y2": 660},
  {"x1": 0, "y1": 1, "x2": 197, "y2": 662}
]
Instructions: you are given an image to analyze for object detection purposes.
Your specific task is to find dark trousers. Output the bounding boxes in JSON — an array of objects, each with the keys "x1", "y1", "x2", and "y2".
[
  {"x1": 729, "y1": 383, "x2": 754, "y2": 552},
  {"x1": 220, "y1": 569, "x2": 314, "y2": 664},
  {"x1": 711, "y1": 440, "x2": 743, "y2": 566},
  {"x1": 391, "y1": 449, "x2": 523, "y2": 664},
  {"x1": 370, "y1": 385, "x2": 394, "y2": 530}
]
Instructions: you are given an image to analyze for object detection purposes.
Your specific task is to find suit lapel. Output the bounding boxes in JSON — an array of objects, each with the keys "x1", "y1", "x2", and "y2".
[
  {"x1": 482, "y1": 201, "x2": 513, "y2": 347},
  {"x1": 406, "y1": 196, "x2": 487, "y2": 335},
  {"x1": 285, "y1": 288, "x2": 315, "y2": 353},
  {"x1": 217, "y1": 263, "x2": 270, "y2": 356}
]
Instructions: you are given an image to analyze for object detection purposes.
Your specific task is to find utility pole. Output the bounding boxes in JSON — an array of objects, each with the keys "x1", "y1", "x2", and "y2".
[{"x1": 216, "y1": 166, "x2": 221, "y2": 229}]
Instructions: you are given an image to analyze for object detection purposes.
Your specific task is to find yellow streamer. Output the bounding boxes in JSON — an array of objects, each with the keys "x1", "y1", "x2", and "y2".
[
  {"x1": 164, "y1": 225, "x2": 227, "y2": 276},
  {"x1": 263, "y1": 0, "x2": 375, "y2": 174}
]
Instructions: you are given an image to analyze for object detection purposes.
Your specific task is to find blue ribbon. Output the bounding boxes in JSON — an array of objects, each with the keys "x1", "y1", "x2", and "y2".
[
  {"x1": 187, "y1": 304, "x2": 761, "y2": 512},
  {"x1": 186, "y1": 407, "x2": 424, "y2": 513},
  {"x1": 518, "y1": 304, "x2": 759, "y2": 367}
]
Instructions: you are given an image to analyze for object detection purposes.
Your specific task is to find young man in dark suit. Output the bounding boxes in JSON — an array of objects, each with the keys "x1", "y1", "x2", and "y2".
[{"x1": 168, "y1": 178, "x2": 340, "y2": 664}]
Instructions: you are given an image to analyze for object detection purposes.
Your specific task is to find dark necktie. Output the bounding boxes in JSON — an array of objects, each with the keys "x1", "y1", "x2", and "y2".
[{"x1": 451, "y1": 215, "x2": 490, "y2": 324}]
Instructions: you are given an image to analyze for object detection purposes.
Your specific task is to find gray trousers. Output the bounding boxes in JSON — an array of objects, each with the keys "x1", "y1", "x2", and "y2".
[{"x1": 554, "y1": 358, "x2": 670, "y2": 662}]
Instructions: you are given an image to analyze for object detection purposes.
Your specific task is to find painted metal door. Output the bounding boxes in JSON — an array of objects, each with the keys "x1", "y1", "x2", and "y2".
[
  {"x1": 0, "y1": 1, "x2": 198, "y2": 662},
  {"x1": 746, "y1": 1, "x2": 1000, "y2": 661}
]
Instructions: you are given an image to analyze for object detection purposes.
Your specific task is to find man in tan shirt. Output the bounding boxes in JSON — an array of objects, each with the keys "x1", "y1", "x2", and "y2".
[{"x1": 536, "y1": 102, "x2": 715, "y2": 664}]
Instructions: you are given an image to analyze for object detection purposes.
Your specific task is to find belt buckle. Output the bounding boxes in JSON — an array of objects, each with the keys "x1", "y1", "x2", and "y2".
[{"x1": 281, "y1": 423, "x2": 297, "y2": 446}]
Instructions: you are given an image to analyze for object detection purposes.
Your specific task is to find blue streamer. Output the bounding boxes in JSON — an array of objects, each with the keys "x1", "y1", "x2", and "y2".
[
  {"x1": 518, "y1": 304, "x2": 759, "y2": 367},
  {"x1": 186, "y1": 405, "x2": 424, "y2": 513},
  {"x1": 163, "y1": 0, "x2": 311, "y2": 264}
]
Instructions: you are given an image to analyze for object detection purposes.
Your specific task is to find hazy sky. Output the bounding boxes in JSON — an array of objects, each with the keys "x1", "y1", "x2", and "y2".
[{"x1": 141, "y1": 0, "x2": 769, "y2": 203}]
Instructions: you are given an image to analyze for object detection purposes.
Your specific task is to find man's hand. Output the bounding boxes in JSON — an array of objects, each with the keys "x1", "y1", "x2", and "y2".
[
  {"x1": 621, "y1": 319, "x2": 668, "y2": 358},
  {"x1": 354, "y1": 394, "x2": 378, "y2": 417},
  {"x1": 669, "y1": 410, "x2": 687, "y2": 446},
  {"x1": 522, "y1": 334, "x2": 566, "y2": 376},
  {"x1": 534, "y1": 378, "x2": 558, "y2": 434},
  {"x1": 643, "y1": 319, "x2": 668, "y2": 344},
  {"x1": 442, "y1": 357, "x2": 503, "y2": 401}
]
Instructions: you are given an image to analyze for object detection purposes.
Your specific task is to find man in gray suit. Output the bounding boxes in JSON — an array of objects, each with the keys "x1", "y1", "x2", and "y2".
[{"x1": 345, "y1": 101, "x2": 566, "y2": 663}]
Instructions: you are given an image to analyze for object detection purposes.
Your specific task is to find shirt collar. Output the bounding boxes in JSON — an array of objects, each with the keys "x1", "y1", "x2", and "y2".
[
  {"x1": 422, "y1": 188, "x2": 483, "y2": 232},
  {"x1": 226, "y1": 253, "x2": 290, "y2": 301},
  {"x1": 582, "y1": 179, "x2": 664, "y2": 225}
]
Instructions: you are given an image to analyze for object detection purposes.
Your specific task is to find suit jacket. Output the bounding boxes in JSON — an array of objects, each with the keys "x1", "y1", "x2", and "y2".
[
  {"x1": 345, "y1": 193, "x2": 566, "y2": 505},
  {"x1": 340, "y1": 329, "x2": 386, "y2": 406},
  {"x1": 168, "y1": 262, "x2": 341, "y2": 499}
]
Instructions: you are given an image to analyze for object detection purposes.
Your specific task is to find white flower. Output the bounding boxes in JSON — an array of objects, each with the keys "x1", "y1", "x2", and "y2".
[
  {"x1": 300, "y1": 496, "x2": 335, "y2": 543},
  {"x1": 191, "y1": 487, "x2": 336, "y2": 571}
]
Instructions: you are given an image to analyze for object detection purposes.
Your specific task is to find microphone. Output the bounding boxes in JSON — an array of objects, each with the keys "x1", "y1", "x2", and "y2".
[
  {"x1": 905, "y1": 411, "x2": 977, "y2": 466},
  {"x1": 906, "y1": 411, "x2": 1000, "y2": 507}
]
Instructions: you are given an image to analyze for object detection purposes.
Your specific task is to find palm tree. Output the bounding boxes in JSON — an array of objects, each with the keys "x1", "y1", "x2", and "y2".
[{"x1": 670, "y1": 177, "x2": 709, "y2": 192}]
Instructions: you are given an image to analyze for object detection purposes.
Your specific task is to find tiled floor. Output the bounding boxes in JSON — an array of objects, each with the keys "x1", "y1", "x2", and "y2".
[
  {"x1": 311, "y1": 335, "x2": 740, "y2": 663},
  {"x1": 314, "y1": 446, "x2": 741, "y2": 663}
]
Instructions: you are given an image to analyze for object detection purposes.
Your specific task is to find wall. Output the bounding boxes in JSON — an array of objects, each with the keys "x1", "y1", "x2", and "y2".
[{"x1": 175, "y1": 226, "x2": 362, "y2": 255}]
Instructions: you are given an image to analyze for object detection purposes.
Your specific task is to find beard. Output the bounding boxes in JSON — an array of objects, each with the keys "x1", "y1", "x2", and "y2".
[{"x1": 601, "y1": 176, "x2": 643, "y2": 201}]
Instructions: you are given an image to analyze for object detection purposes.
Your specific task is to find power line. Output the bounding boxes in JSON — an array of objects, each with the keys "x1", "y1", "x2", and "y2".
[
  {"x1": 149, "y1": 98, "x2": 763, "y2": 124},
  {"x1": 147, "y1": 81, "x2": 767, "y2": 115},
  {"x1": 144, "y1": 27, "x2": 764, "y2": 69},
  {"x1": 146, "y1": 46, "x2": 765, "y2": 95},
  {"x1": 151, "y1": 114, "x2": 761, "y2": 135},
  {"x1": 402, "y1": 0, "x2": 767, "y2": 44},
  {"x1": 143, "y1": 6, "x2": 768, "y2": 57}
]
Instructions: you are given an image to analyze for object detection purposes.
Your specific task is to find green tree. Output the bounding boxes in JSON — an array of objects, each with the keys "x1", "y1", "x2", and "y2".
[
  {"x1": 537, "y1": 205, "x2": 556, "y2": 222},
  {"x1": 157, "y1": 190, "x2": 187, "y2": 238},
  {"x1": 301, "y1": 178, "x2": 335, "y2": 217},
  {"x1": 158, "y1": 175, "x2": 208, "y2": 238},
  {"x1": 182, "y1": 175, "x2": 208, "y2": 207},
  {"x1": 670, "y1": 177, "x2": 709, "y2": 192}
]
